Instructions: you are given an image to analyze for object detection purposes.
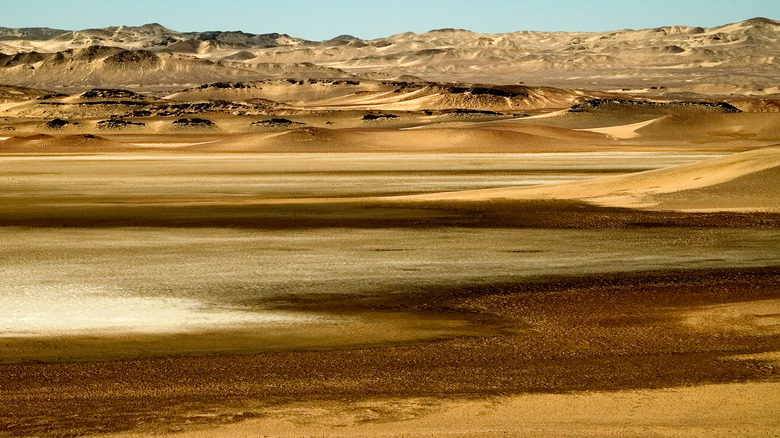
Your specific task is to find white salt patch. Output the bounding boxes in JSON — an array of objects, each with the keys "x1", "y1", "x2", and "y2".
[{"x1": 0, "y1": 284, "x2": 319, "y2": 337}]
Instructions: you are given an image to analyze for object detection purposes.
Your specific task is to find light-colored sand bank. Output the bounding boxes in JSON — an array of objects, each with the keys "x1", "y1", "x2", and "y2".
[
  {"x1": 575, "y1": 117, "x2": 661, "y2": 139},
  {"x1": 402, "y1": 146, "x2": 780, "y2": 212},
  {"x1": 103, "y1": 382, "x2": 780, "y2": 438},
  {"x1": 0, "y1": 151, "x2": 714, "y2": 206}
]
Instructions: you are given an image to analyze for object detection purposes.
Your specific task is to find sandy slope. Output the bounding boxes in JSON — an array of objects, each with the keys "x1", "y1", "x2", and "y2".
[
  {"x1": 105, "y1": 382, "x2": 780, "y2": 438},
  {"x1": 0, "y1": 133, "x2": 130, "y2": 152},
  {"x1": 165, "y1": 80, "x2": 590, "y2": 112},
  {"x1": 576, "y1": 117, "x2": 662, "y2": 138},
  {"x1": 624, "y1": 112, "x2": 780, "y2": 144},
  {"x1": 400, "y1": 146, "x2": 780, "y2": 212},
  {"x1": 191, "y1": 124, "x2": 615, "y2": 152}
]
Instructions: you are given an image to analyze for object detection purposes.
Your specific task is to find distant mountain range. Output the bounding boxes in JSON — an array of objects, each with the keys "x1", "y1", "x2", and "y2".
[
  {"x1": 0, "y1": 18, "x2": 777, "y2": 93},
  {"x1": 0, "y1": 23, "x2": 304, "y2": 48}
]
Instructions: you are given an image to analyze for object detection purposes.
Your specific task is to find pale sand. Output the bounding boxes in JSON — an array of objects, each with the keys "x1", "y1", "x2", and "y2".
[
  {"x1": 103, "y1": 382, "x2": 780, "y2": 438},
  {"x1": 2, "y1": 111, "x2": 777, "y2": 155},
  {"x1": 402, "y1": 146, "x2": 780, "y2": 212},
  {"x1": 521, "y1": 109, "x2": 571, "y2": 120},
  {"x1": 129, "y1": 141, "x2": 221, "y2": 148},
  {"x1": 681, "y1": 299, "x2": 780, "y2": 335},
  {"x1": 575, "y1": 117, "x2": 661, "y2": 139}
]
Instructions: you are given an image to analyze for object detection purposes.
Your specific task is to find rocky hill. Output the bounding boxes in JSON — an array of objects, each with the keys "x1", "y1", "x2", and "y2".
[
  {"x1": 0, "y1": 23, "x2": 305, "y2": 52},
  {"x1": 0, "y1": 18, "x2": 777, "y2": 93}
]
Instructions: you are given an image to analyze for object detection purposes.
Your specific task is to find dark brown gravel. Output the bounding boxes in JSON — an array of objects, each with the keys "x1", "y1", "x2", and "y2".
[{"x1": 0, "y1": 199, "x2": 778, "y2": 228}]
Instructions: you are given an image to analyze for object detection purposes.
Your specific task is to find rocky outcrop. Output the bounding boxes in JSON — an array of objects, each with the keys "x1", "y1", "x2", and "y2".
[
  {"x1": 130, "y1": 100, "x2": 276, "y2": 117},
  {"x1": 251, "y1": 118, "x2": 304, "y2": 127},
  {"x1": 568, "y1": 99, "x2": 742, "y2": 113},
  {"x1": 96, "y1": 119, "x2": 146, "y2": 129},
  {"x1": 44, "y1": 118, "x2": 79, "y2": 129},
  {"x1": 362, "y1": 113, "x2": 399, "y2": 121},
  {"x1": 103, "y1": 50, "x2": 160, "y2": 68},
  {"x1": 171, "y1": 118, "x2": 216, "y2": 128},
  {"x1": 81, "y1": 89, "x2": 146, "y2": 100}
]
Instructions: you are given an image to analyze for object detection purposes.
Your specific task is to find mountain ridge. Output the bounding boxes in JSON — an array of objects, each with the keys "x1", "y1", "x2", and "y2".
[
  {"x1": 1, "y1": 17, "x2": 776, "y2": 45},
  {"x1": 0, "y1": 18, "x2": 777, "y2": 92}
]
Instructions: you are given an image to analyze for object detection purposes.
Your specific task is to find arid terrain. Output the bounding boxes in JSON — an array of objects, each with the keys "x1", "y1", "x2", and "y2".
[{"x1": 0, "y1": 17, "x2": 778, "y2": 438}]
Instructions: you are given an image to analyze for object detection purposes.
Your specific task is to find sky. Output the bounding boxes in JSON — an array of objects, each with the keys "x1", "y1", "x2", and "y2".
[{"x1": 2, "y1": 0, "x2": 778, "y2": 40}]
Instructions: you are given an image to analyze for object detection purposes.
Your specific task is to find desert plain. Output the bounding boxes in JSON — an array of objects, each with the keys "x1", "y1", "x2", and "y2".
[{"x1": 0, "y1": 17, "x2": 779, "y2": 437}]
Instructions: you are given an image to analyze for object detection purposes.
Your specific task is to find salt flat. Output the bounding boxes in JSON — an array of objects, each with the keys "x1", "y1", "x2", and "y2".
[{"x1": 1, "y1": 226, "x2": 777, "y2": 357}]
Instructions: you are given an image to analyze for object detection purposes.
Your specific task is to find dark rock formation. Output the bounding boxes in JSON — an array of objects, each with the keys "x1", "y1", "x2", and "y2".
[
  {"x1": 38, "y1": 93, "x2": 68, "y2": 100},
  {"x1": 251, "y1": 118, "x2": 304, "y2": 127},
  {"x1": 171, "y1": 118, "x2": 216, "y2": 128},
  {"x1": 199, "y1": 81, "x2": 252, "y2": 89},
  {"x1": 362, "y1": 113, "x2": 399, "y2": 121},
  {"x1": 81, "y1": 89, "x2": 146, "y2": 100},
  {"x1": 448, "y1": 86, "x2": 526, "y2": 98},
  {"x1": 129, "y1": 100, "x2": 274, "y2": 118},
  {"x1": 96, "y1": 119, "x2": 146, "y2": 129},
  {"x1": 44, "y1": 118, "x2": 79, "y2": 129},
  {"x1": 568, "y1": 99, "x2": 742, "y2": 113},
  {"x1": 0, "y1": 51, "x2": 47, "y2": 68},
  {"x1": 74, "y1": 45, "x2": 123, "y2": 62},
  {"x1": 103, "y1": 49, "x2": 160, "y2": 68},
  {"x1": 451, "y1": 109, "x2": 502, "y2": 116}
]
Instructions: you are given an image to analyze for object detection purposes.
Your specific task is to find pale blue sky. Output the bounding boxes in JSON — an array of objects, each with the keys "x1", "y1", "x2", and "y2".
[{"x1": 2, "y1": 0, "x2": 778, "y2": 40}]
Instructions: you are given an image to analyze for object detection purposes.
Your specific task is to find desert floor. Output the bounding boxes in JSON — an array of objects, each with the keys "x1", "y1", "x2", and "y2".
[{"x1": 0, "y1": 111, "x2": 778, "y2": 437}]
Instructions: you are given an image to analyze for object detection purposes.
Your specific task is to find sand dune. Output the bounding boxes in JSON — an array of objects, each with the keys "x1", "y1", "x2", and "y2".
[
  {"x1": 192, "y1": 123, "x2": 616, "y2": 153},
  {"x1": 401, "y1": 146, "x2": 780, "y2": 212},
  {"x1": 167, "y1": 80, "x2": 591, "y2": 112},
  {"x1": 504, "y1": 109, "x2": 780, "y2": 150},
  {"x1": 566, "y1": 111, "x2": 780, "y2": 143},
  {"x1": 631, "y1": 112, "x2": 780, "y2": 143},
  {"x1": 0, "y1": 133, "x2": 131, "y2": 152}
]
